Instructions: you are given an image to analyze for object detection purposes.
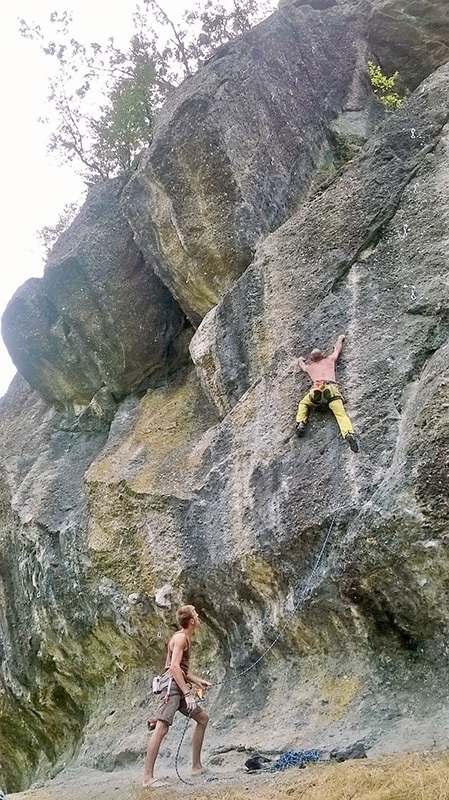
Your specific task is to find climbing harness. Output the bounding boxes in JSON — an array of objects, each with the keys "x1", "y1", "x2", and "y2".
[
  {"x1": 308, "y1": 380, "x2": 344, "y2": 406},
  {"x1": 173, "y1": 440, "x2": 343, "y2": 783}
]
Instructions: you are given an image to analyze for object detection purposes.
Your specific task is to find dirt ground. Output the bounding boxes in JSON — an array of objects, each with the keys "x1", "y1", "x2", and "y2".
[{"x1": 6, "y1": 751, "x2": 449, "y2": 800}]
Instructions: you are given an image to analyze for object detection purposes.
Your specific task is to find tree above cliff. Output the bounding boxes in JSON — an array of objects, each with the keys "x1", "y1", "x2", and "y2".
[{"x1": 20, "y1": 0, "x2": 276, "y2": 181}]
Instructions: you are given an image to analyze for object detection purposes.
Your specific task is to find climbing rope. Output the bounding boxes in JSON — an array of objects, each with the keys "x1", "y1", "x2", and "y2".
[
  {"x1": 174, "y1": 717, "x2": 193, "y2": 785},
  {"x1": 174, "y1": 436, "x2": 343, "y2": 781},
  {"x1": 217, "y1": 504, "x2": 340, "y2": 686},
  {"x1": 217, "y1": 435, "x2": 342, "y2": 686},
  {"x1": 268, "y1": 749, "x2": 321, "y2": 772}
]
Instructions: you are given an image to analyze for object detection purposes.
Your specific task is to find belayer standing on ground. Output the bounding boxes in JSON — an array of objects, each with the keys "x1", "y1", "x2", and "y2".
[
  {"x1": 143, "y1": 604, "x2": 212, "y2": 788},
  {"x1": 295, "y1": 334, "x2": 359, "y2": 452}
]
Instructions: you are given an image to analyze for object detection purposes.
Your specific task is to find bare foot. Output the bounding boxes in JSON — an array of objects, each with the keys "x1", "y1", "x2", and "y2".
[
  {"x1": 191, "y1": 766, "x2": 210, "y2": 776},
  {"x1": 142, "y1": 777, "x2": 170, "y2": 788}
]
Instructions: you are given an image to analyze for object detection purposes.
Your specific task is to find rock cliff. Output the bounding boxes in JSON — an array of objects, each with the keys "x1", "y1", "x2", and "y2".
[
  {"x1": 1, "y1": 0, "x2": 448, "y2": 792},
  {"x1": 2, "y1": 179, "x2": 189, "y2": 408}
]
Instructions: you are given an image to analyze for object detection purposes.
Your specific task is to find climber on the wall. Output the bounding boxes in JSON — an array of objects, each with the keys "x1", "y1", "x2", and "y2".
[{"x1": 296, "y1": 334, "x2": 358, "y2": 452}]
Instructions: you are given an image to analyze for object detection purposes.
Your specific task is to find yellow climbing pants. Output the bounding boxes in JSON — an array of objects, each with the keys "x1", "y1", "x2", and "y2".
[{"x1": 296, "y1": 382, "x2": 354, "y2": 438}]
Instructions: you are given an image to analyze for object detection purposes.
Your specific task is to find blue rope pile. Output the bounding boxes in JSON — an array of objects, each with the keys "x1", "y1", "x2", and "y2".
[{"x1": 268, "y1": 749, "x2": 321, "y2": 772}]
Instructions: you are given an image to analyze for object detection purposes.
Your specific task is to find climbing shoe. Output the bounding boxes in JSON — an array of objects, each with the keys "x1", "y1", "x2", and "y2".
[
  {"x1": 296, "y1": 422, "x2": 307, "y2": 437},
  {"x1": 345, "y1": 433, "x2": 359, "y2": 453}
]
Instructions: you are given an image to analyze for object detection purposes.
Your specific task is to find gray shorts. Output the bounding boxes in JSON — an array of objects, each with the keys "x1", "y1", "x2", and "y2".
[{"x1": 155, "y1": 680, "x2": 202, "y2": 726}]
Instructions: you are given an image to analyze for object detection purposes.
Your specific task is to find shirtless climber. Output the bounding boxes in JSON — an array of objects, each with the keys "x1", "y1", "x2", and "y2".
[
  {"x1": 296, "y1": 334, "x2": 358, "y2": 452},
  {"x1": 143, "y1": 605, "x2": 212, "y2": 788}
]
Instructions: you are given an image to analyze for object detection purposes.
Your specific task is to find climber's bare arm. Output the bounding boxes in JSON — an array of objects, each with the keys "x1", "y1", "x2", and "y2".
[{"x1": 330, "y1": 334, "x2": 345, "y2": 362}]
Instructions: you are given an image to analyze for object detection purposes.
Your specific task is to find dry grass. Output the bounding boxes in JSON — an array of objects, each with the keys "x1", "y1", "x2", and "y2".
[{"x1": 130, "y1": 752, "x2": 449, "y2": 800}]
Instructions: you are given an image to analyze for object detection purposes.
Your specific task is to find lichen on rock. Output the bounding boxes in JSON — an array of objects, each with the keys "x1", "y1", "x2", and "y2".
[{"x1": 1, "y1": 0, "x2": 449, "y2": 793}]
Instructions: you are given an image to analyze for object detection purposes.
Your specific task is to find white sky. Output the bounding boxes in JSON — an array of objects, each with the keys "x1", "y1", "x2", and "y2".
[{"x1": 0, "y1": 0, "x2": 200, "y2": 398}]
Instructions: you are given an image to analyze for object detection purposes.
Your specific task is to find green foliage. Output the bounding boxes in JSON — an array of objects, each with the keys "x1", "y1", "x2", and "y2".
[
  {"x1": 20, "y1": 9, "x2": 170, "y2": 180},
  {"x1": 19, "y1": 0, "x2": 276, "y2": 182},
  {"x1": 89, "y1": 50, "x2": 158, "y2": 175},
  {"x1": 367, "y1": 60, "x2": 404, "y2": 111}
]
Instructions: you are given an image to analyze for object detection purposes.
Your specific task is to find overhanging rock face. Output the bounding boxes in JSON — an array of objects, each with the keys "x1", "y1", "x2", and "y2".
[
  {"x1": 188, "y1": 62, "x2": 449, "y2": 650},
  {"x1": 2, "y1": 179, "x2": 187, "y2": 407},
  {"x1": 0, "y1": 2, "x2": 449, "y2": 794},
  {"x1": 190, "y1": 65, "x2": 449, "y2": 418},
  {"x1": 121, "y1": 0, "x2": 449, "y2": 327},
  {"x1": 122, "y1": 2, "x2": 378, "y2": 324}
]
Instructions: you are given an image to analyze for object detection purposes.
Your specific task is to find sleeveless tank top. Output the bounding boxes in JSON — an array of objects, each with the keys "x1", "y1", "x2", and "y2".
[{"x1": 165, "y1": 633, "x2": 190, "y2": 678}]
